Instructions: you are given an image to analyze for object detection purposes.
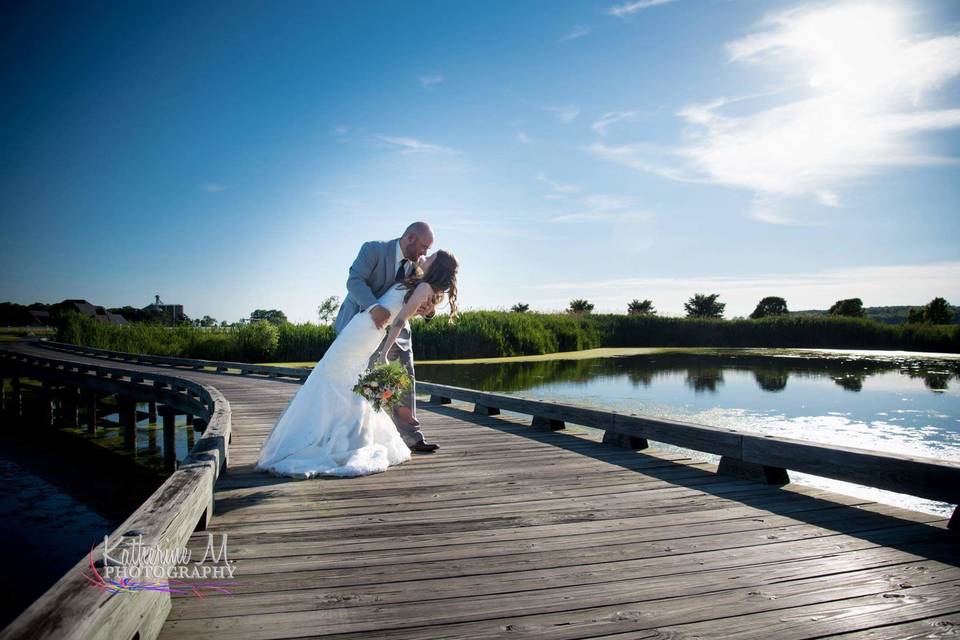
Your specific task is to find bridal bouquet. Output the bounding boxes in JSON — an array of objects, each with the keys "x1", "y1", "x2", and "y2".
[{"x1": 353, "y1": 361, "x2": 412, "y2": 412}]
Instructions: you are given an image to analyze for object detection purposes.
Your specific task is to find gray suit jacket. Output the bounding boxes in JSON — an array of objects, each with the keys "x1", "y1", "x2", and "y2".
[{"x1": 334, "y1": 238, "x2": 411, "y2": 350}]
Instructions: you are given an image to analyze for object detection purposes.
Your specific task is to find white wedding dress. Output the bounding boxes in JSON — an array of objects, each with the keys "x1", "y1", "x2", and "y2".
[{"x1": 255, "y1": 285, "x2": 412, "y2": 478}]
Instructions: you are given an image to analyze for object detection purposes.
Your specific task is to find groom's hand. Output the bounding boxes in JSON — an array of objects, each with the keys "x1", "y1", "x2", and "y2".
[{"x1": 370, "y1": 305, "x2": 391, "y2": 329}]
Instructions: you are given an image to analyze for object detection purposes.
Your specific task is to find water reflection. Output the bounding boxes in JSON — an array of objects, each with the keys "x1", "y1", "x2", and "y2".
[
  {"x1": 419, "y1": 350, "x2": 960, "y2": 517},
  {"x1": 421, "y1": 352, "x2": 960, "y2": 396}
]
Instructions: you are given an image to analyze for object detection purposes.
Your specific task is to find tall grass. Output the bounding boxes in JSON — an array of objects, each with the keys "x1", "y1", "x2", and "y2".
[
  {"x1": 55, "y1": 310, "x2": 959, "y2": 362},
  {"x1": 414, "y1": 313, "x2": 958, "y2": 358},
  {"x1": 56, "y1": 314, "x2": 335, "y2": 362}
]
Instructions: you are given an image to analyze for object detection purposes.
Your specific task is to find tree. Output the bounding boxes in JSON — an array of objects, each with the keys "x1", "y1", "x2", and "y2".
[
  {"x1": 684, "y1": 293, "x2": 725, "y2": 319},
  {"x1": 828, "y1": 298, "x2": 865, "y2": 318},
  {"x1": 317, "y1": 296, "x2": 341, "y2": 324},
  {"x1": 907, "y1": 307, "x2": 925, "y2": 324},
  {"x1": 0, "y1": 302, "x2": 35, "y2": 326},
  {"x1": 627, "y1": 299, "x2": 655, "y2": 316},
  {"x1": 200, "y1": 315, "x2": 218, "y2": 327},
  {"x1": 250, "y1": 309, "x2": 288, "y2": 325},
  {"x1": 511, "y1": 303, "x2": 530, "y2": 313},
  {"x1": 923, "y1": 297, "x2": 953, "y2": 324},
  {"x1": 750, "y1": 296, "x2": 789, "y2": 319},
  {"x1": 567, "y1": 299, "x2": 594, "y2": 315}
]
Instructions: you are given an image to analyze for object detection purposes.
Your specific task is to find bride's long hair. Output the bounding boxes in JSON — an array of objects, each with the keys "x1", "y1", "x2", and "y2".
[{"x1": 401, "y1": 250, "x2": 459, "y2": 321}]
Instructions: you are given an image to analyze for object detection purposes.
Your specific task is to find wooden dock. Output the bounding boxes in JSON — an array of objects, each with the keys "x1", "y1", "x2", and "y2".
[{"x1": 2, "y1": 342, "x2": 959, "y2": 639}]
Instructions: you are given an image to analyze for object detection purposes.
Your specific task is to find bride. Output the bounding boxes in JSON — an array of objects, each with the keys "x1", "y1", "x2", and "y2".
[{"x1": 254, "y1": 250, "x2": 459, "y2": 478}]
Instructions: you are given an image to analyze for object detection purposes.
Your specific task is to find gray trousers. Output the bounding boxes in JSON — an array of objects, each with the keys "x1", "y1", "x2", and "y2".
[{"x1": 369, "y1": 330, "x2": 422, "y2": 446}]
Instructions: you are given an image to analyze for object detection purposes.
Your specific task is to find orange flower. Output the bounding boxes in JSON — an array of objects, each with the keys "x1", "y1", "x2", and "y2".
[{"x1": 382, "y1": 390, "x2": 393, "y2": 399}]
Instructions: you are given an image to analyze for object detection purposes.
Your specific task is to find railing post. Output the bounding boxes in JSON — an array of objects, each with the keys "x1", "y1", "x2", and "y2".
[
  {"x1": 603, "y1": 431, "x2": 649, "y2": 450},
  {"x1": 11, "y1": 376, "x2": 21, "y2": 418},
  {"x1": 119, "y1": 396, "x2": 138, "y2": 452},
  {"x1": 718, "y1": 456, "x2": 790, "y2": 485},
  {"x1": 474, "y1": 403, "x2": 500, "y2": 416},
  {"x1": 62, "y1": 386, "x2": 80, "y2": 429},
  {"x1": 148, "y1": 401, "x2": 157, "y2": 423},
  {"x1": 160, "y1": 407, "x2": 177, "y2": 472},
  {"x1": 41, "y1": 381, "x2": 56, "y2": 428},
  {"x1": 147, "y1": 422, "x2": 158, "y2": 453},
  {"x1": 532, "y1": 415, "x2": 565, "y2": 431},
  {"x1": 85, "y1": 390, "x2": 98, "y2": 435}
]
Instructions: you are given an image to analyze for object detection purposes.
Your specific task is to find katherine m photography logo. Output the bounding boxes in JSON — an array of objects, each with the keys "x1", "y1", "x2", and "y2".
[{"x1": 81, "y1": 532, "x2": 241, "y2": 596}]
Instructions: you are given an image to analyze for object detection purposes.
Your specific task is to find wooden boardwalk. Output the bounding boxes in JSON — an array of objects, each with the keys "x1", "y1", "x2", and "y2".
[{"x1": 8, "y1": 343, "x2": 960, "y2": 639}]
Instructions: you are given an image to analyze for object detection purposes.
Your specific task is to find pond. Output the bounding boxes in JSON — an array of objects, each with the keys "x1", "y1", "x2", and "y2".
[{"x1": 418, "y1": 348, "x2": 960, "y2": 518}]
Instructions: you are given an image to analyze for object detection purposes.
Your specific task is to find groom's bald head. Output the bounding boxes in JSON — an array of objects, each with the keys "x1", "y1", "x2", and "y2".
[{"x1": 400, "y1": 221, "x2": 434, "y2": 261}]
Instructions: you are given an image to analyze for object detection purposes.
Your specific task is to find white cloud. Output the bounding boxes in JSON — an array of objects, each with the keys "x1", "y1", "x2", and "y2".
[
  {"x1": 378, "y1": 136, "x2": 457, "y2": 154},
  {"x1": 560, "y1": 25, "x2": 592, "y2": 42},
  {"x1": 201, "y1": 183, "x2": 229, "y2": 193},
  {"x1": 543, "y1": 104, "x2": 580, "y2": 123},
  {"x1": 332, "y1": 125, "x2": 349, "y2": 136},
  {"x1": 587, "y1": 142, "x2": 699, "y2": 182},
  {"x1": 519, "y1": 261, "x2": 960, "y2": 315},
  {"x1": 551, "y1": 210, "x2": 654, "y2": 223},
  {"x1": 546, "y1": 186, "x2": 654, "y2": 224},
  {"x1": 417, "y1": 74, "x2": 444, "y2": 88},
  {"x1": 517, "y1": 131, "x2": 533, "y2": 144},
  {"x1": 592, "y1": 3, "x2": 960, "y2": 224},
  {"x1": 582, "y1": 194, "x2": 639, "y2": 211},
  {"x1": 592, "y1": 110, "x2": 643, "y2": 135},
  {"x1": 608, "y1": 0, "x2": 678, "y2": 18},
  {"x1": 536, "y1": 173, "x2": 580, "y2": 194},
  {"x1": 815, "y1": 190, "x2": 840, "y2": 207}
]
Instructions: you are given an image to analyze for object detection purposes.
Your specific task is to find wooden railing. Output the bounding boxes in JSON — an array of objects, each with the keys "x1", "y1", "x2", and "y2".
[
  {"x1": 0, "y1": 350, "x2": 231, "y2": 640},
  {"x1": 419, "y1": 381, "x2": 960, "y2": 530},
  {"x1": 25, "y1": 340, "x2": 960, "y2": 531},
  {"x1": 37, "y1": 340, "x2": 309, "y2": 382}
]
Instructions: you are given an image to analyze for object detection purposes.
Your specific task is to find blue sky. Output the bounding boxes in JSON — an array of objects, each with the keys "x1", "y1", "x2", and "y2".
[{"x1": 2, "y1": 0, "x2": 959, "y2": 322}]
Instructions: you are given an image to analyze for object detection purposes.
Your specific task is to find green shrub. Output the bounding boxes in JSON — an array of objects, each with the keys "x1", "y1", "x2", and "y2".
[{"x1": 237, "y1": 321, "x2": 279, "y2": 361}]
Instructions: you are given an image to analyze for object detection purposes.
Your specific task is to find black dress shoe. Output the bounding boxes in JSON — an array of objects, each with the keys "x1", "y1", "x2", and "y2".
[{"x1": 410, "y1": 441, "x2": 439, "y2": 453}]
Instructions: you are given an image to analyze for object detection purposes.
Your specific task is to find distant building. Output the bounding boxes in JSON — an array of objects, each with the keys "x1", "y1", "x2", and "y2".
[
  {"x1": 143, "y1": 294, "x2": 184, "y2": 324},
  {"x1": 28, "y1": 310, "x2": 51, "y2": 326},
  {"x1": 59, "y1": 299, "x2": 128, "y2": 325}
]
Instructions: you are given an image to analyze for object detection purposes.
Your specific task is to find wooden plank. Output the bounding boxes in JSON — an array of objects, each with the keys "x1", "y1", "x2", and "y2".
[{"x1": 158, "y1": 557, "x2": 960, "y2": 638}]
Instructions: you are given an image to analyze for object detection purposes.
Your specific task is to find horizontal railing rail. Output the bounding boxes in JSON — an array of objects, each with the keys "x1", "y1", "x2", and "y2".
[
  {"x1": 36, "y1": 340, "x2": 309, "y2": 382},
  {"x1": 419, "y1": 381, "x2": 960, "y2": 530},
  {"x1": 0, "y1": 349, "x2": 232, "y2": 640}
]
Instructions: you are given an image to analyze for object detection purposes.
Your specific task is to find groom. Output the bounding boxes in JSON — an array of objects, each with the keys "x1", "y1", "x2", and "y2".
[{"x1": 334, "y1": 221, "x2": 439, "y2": 453}]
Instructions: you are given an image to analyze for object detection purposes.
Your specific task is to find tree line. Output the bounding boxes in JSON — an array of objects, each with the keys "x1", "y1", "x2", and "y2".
[{"x1": 505, "y1": 295, "x2": 956, "y2": 325}]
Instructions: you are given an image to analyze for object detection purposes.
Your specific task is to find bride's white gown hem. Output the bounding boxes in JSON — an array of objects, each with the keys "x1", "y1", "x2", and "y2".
[{"x1": 254, "y1": 286, "x2": 411, "y2": 478}]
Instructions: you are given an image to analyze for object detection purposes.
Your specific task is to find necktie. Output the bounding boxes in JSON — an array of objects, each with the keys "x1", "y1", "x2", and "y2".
[{"x1": 395, "y1": 259, "x2": 408, "y2": 283}]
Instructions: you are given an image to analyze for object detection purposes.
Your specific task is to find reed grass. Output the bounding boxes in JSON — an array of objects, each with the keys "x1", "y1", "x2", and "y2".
[{"x1": 55, "y1": 310, "x2": 959, "y2": 362}]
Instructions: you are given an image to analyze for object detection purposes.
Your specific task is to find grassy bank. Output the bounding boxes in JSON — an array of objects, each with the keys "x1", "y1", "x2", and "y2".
[
  {"x1": 53, "y1": 310, "x2": 960, "y2": 362},
  {"x1": 0, "y1": 326, "x2": 57, "y2": 342}
]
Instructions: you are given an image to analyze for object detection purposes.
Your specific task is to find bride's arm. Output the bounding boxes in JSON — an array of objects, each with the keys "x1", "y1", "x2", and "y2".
[{"x1": 376, "y1": 283, "x2": 433, "y2": 364}]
